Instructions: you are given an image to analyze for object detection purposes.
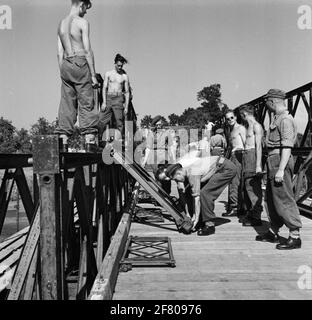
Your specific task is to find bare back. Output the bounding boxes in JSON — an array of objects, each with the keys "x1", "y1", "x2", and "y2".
[{"x1": 58, "y1": 16, "x2": 86, "y2": 56}]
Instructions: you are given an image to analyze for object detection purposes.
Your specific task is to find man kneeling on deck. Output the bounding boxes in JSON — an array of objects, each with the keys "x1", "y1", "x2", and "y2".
[{"x1": 156, "y1": 156, "x2": 237, "y2": 236}]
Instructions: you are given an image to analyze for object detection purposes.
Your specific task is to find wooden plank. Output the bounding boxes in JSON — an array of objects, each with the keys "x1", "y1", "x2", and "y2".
[
  {"x1": 88, "y1": 213, "x2": 131, "y2": 300},
  {"x1": 88, "y1": 183, "x2": 139, "y2": 300},
  {"x1": 0, "y1": 227, "x2": 29, "y2": 250},
  {"x1": 96, "y1": 215, "x2": 104, "y2": 271},
  {"x1": 0, "y1": 236, "x2": 26, "y2": 262},
  {"x1": 7, "y1": 209, "x2": 39, "y2": 300},
  {"x1": 19, "y1": 245, "x2": 38, "y2": 300}
]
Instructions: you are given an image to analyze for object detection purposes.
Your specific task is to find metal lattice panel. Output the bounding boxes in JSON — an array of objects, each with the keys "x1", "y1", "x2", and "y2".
[{"x1": 120, "y1": 236, "x2": 175, "y2": 271}]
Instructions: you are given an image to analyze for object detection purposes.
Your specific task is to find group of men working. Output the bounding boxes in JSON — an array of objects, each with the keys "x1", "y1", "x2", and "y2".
[
  {"x1": 55, "y1": 0, "x2": 130, "y2": 152},
  {"x1": 154, "y1": 89, "x2": 302, "y2": 250},
  {"x1": 55, "y1": 1, "x2": 302, "y2": 251}
]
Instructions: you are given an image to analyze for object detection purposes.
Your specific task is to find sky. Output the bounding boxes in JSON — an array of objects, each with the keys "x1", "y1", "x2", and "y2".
[{"x1": 0, "y1": 0, "x2": 312, "y2": 132}]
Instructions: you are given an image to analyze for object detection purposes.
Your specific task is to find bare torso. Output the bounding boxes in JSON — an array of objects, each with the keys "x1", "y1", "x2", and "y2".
[
  {"x1": 106, "y1": 70, "x2": 128, "y2": 94},
  {"x1": 230, "y1": 124, "x2": 245, "y2": 151},
  {"x1": 58, "y1": 15, "x2": 86, "y2": 56},
  {"x1": 245, "y1": 121, "x2": 256, "y2": 150}
]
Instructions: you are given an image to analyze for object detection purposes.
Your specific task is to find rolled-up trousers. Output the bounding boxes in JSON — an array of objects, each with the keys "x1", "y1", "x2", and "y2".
[{"x1": 55, "y1": 56, "x2": 98, "y2": 136}]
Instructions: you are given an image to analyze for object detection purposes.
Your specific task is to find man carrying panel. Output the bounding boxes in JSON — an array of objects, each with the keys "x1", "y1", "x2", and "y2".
[{"x1": 55, "y1": 0, "x2": 99, "y2": 153}]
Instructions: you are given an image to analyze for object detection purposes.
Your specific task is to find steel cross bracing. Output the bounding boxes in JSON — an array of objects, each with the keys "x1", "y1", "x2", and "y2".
[{"x1": 1, "y1": 135, "x2": 135, "y2": 300}]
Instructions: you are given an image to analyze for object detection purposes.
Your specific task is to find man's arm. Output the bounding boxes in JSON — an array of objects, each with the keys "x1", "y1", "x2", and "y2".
[
  {"x1": 57, "y1": 35, "x2": 64, "y2": 70},
  {"x1": 188, "y1": 174, "x2": 201, "y2": 230},
  {"x1": 239, "y1": 125, "x2": 247, "y2": 147},
  {"x1": 193, "y1": 196, "x2": 201, "y2": 229},
  {"x1": 141, "y1": 130, "x2": 153, "y2": 167},
  {"x1": 275, "y1": 118, "x2": 294, "y2": 183},
  {"x1": 123, "y1": 74, "x2": 130, "y2": 115},
  {"x1": 81, "y1": 19, "x2": 98, "y2": 86},
  {"x1": 101, "y1": 72, "x2": 109, "y2": 111},
  {"x1": 254, "y1": 123, "x2": 263, "y2": 173}
]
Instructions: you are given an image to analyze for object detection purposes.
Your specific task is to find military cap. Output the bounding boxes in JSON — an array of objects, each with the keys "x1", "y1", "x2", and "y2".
[
  {"x1": 264, "y1": 89, "x2": 286, "y2": 99},
  {"x1": 165, "y1": 163, "x2": 182, "y2": 178},
  {"x1": 151, "y1": 115, "x2": 163, "y2": 126}
]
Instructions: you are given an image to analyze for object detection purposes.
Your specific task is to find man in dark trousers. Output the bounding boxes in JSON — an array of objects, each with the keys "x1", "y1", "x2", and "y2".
[
  {"x1": 156, "y1": 156, "x2": 237, "y2": 235},
  {"x1": 256, "y1": 89, "x2": 302, "y2": 250},
  {"x1": 55, "y1": 0, "x2": 99, "y2": 152},
  {"x1": 238, "y1": 104, "x2": 264, "y2": 226},
  {"x1": 98, "y1": 54, "x2": 130, "y2": 140}
]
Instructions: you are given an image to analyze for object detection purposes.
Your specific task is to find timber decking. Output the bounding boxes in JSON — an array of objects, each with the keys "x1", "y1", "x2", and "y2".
[{"x1": 113, "y1": 188, "x2": 312, "y2": 300}]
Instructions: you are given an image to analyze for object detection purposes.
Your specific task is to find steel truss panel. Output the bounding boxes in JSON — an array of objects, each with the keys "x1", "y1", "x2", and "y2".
[{"x1": 120, "y1": 236, "x2": 175, "y2": 271}]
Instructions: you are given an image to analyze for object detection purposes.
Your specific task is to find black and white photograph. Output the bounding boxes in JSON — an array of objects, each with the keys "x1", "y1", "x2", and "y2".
[{"x1": 1, "y1": 0, "x2": 312, "y2": 305}]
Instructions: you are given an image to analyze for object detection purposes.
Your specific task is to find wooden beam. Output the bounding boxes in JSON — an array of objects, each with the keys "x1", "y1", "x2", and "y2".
[
  {"x1": 88, "y1": 186, "x2": 139, "y2": 300},
  {"x1": 7, "y1": 208, "x2": 39, "y2": 300},
  {"x1": 88, "y1": 212, "x2": 131, "y2": 300}
]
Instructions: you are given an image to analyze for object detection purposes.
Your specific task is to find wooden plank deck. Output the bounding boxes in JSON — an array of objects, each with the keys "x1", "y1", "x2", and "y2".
[{"x1": 113, "y1": 188, "x2": 312, "y2": 300}]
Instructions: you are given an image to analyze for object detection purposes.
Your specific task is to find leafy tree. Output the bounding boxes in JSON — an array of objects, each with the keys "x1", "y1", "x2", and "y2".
[
  {"x1": 30, "y1": 117, "x2": 57, "y2": 136},
  {"x1": 0, "y1": 117, "x2": 16, "y2": 153},
  {"x1": 14, "y1": 128, "x2": 32, "y2": 153},
  {"x1": 197, "y1": 83, "x2": 224, "y2": 123},
  {"x1": 168, "y1": 113, "x2": 180, "y2": 126},
  {"x1": 140, "y1": 115, "x2": 152, "y2": 128}
]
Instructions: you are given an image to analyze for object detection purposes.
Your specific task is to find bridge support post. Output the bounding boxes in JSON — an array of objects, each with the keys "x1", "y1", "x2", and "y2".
[{"x1": 33, "y1": 135, "x2": 64, "y2": 300}]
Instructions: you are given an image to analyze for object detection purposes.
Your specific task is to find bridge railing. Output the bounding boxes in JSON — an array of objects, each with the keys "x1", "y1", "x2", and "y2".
[{"x1": 0, "y1": 136, "x2": 137, "y2": 300}]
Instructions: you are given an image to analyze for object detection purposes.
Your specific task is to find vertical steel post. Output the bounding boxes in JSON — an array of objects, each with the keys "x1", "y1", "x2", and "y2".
[{"x1": 33, "y1": 135, "x2": 64, "y2": 300}]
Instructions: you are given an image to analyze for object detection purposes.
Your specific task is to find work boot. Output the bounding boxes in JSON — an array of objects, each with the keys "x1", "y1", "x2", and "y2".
[
  {"x1": 255, "y1": 231, "x2": 279, "y2": 243},
  {"x1": 276, "y1": 237, "x2": 301, "y2": 250},
  {"x1": 59, "y1": 134, "x2": 68, "y2": 153},
  {"x1": 84, "y1": 134, "x2": 100, "y2": 153}
]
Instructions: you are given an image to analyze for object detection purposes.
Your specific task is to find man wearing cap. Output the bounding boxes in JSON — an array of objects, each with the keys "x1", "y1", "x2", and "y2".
[
  {"x1": 141, "y1": 115, "x2": 174, "y2": 193},
  {"x1": 55, "y1": 0, "x2": 99, "y2": 153},
  {"x1": 155, "y1": 155, "x2": 237, "y2": 235},
  {"x1": 210, "y1": 128, "x2": 227, "y2": 156},
  {"x1": 256, "y1": 89, "x2": 302, "y2": 249},
  {"x1": 238, "y1": 104, "x2": 264, "y2": 227}
]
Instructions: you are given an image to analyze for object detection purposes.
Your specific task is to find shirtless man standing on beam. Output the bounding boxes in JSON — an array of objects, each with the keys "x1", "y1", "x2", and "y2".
[
  {"x1": 222, "y1": 109, "x2": 246, "y2": 217},
  {"x1": 239, "y1": 104, "x2": 263, "y2": 226},
  {"x1": 55, "y1": 0, "x2": 99, "y2": 153},
  {"x1": 99, "y1": 54, "x2": 130, "y2": 140}
]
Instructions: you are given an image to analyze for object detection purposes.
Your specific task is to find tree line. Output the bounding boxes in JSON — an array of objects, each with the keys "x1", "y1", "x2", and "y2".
[
  {"x1": 0, "y1": 117, "x2": 84, "y2": 154},
  {"x1": 140, "y1": 83, "x2": 228, "y2": 128}
]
